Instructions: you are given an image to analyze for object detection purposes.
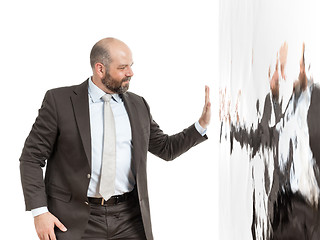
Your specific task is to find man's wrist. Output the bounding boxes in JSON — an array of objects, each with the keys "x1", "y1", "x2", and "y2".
[
  {"x1": 195, "y1": 121, "x2": 207, "y2": 136},
  {"x1": 31, "y1": 206, "x2": 49, "y2": 217}
]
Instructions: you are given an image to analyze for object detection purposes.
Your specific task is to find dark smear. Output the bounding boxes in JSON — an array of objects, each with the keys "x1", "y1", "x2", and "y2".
[
  {"x1": 251, "y1": 188, "x2": 257, "y2": 240},
  {"x1": 229, "y1": 94, "x2": 282, "y2": 158},
  {"x1": 264, "y1": 161, "x2": 270, "y2": 195},
  {"x1": 271, "y1": 191, "x2": 320, "y2": 240},
  {"x1": 308, "y1": 86, "x2": 320, "y2": 187},
  {"x1": 220, "y1": 121, "x2": 223, "y2": 143}
]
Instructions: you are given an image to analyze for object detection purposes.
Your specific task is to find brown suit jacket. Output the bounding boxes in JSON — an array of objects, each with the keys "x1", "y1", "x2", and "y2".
[{"x1": 20, "y1": 79, "x2": 207, "y2": 240}]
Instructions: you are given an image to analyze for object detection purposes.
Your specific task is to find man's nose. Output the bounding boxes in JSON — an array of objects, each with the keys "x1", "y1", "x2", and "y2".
[{"x1": 126, "y1": 66, "x2": 134, "y2": 77}]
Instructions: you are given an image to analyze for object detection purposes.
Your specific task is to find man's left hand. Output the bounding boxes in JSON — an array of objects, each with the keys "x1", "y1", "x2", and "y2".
[{"x1": 199, "y1": 85, "x2": 211, "y2": 129}]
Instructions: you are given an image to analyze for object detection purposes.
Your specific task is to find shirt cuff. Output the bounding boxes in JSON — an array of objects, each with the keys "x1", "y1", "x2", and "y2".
[
  {"x1": 195, "y1": 121, "x2": 207, "y2": 136},
  {"x1": 31, "y1": 207, "x2": 49, "y2": 217}
]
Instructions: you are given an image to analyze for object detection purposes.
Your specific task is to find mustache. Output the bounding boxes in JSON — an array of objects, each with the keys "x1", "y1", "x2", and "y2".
[{"x1": 122, "y1": 77, "x2": 131, "y2": 83}]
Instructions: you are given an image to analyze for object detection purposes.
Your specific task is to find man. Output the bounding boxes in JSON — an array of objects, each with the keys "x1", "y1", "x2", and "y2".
[{"x1": 20, "y1": 37, "x2": 211, "y2": 240}]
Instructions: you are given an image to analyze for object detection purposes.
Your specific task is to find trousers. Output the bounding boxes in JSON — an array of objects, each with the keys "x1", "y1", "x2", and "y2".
[{"x1": 81, "y1": 193, "x2": 147, "y2": 240}]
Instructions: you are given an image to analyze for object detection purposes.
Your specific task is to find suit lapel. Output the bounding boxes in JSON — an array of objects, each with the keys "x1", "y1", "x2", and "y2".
[
  {"x1": 70, "y1": 80, "x2": 92, "y2": 167},
  {"x1": 121, "y1": 93, "x2": 142, "y2": 172}
]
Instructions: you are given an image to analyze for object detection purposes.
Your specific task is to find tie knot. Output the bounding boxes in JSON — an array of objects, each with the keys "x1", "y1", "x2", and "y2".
[{"x1": 102, "y1": 94, "x2": 112, "y2": 102}]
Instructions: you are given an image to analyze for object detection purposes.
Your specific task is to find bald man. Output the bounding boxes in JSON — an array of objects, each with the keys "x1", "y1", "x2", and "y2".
[{"x1": 20, "y1": 38, "x2": 210, "y2": 240}]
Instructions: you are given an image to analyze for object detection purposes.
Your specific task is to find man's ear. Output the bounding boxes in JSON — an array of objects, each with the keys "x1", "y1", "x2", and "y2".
[{"x1": 95, "y1": 63, "x2": 105, "y2": 78}]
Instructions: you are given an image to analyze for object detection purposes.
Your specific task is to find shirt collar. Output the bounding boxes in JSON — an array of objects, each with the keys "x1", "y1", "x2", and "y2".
[{"x1": 88, "y1": 77, "x2": 121, "y2": 103}]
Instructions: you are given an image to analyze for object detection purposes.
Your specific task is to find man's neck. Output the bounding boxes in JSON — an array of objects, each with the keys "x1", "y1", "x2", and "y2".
[{"x1": 91, "y1": 75, "x2": 114, "y2": 94}]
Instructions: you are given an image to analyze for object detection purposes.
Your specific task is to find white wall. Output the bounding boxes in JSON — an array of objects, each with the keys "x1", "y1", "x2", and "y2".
[{"x1": 0, "y1": 1, "x2": 219, "y2": 239}]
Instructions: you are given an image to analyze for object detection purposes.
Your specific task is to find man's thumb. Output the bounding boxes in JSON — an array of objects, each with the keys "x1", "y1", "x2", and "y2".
[{"x1": 54, "y1": 218, "x2": 67, "y2": 232}]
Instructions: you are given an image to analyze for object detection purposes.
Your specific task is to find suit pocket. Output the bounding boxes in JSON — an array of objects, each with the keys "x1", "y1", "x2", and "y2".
[{"x1": 46, "y1": 184, "x2": 72, "y2": 202}]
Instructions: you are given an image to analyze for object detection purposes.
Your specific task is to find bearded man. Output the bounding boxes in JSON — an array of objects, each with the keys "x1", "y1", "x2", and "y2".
[{"x1": 20, "y1": 37, "x2": 211, "y2": 240}]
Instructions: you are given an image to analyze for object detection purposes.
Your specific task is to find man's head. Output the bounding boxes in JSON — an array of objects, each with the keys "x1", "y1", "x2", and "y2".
[
  {"x1": 295, "y1": 43, "x2": 307, "y2": 92},
  {"x1": 269, "y1": 57, "x2": 280, "y2": 100},
  {"x1": 268, "y1": 42, "x2": 289, "y2": 102},
  {"x1": 90, "y1": 38, "x2": 134, "y2": 94}
]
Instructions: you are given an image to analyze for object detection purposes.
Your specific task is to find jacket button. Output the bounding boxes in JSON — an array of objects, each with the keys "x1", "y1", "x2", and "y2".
[{"x1": 87, "y1": 174, "x2": 91, "y2": 179}]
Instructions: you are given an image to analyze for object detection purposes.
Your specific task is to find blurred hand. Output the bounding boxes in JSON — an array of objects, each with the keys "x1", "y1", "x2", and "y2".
[
  {"x1": 34, "y1": 212, "x2": 67, "y2": 240},
  {"x1": 199, "y1": 85, "x2": 211, "y2": 129}
]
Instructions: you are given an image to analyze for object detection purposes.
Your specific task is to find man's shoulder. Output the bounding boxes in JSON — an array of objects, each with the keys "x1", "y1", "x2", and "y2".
[
  {"x1": 123, "y1": 91, "x2": 148, "y2": 104},
  {"x1": 124, "y1": 91, "x2": 142, "y2": 100},
  {"x1": 122, "y1": 91, "x2": 150, "y2": 110},
  {"x1": 47, "y1": 79, "x2": 88, "y2": 96}
]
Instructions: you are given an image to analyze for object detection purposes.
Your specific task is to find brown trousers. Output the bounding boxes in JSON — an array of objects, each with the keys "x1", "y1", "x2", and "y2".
[{"x1": 81, "y1": 195, "x2": 147, "y2": 240}]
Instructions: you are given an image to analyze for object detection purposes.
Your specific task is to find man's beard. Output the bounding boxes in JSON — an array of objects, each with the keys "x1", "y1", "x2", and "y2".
[
  {"x1": 271, "y1": 81, "x2": 279, "y2": 101},
  {"x1": 101, "y1": 72, "x2": 131, "y2": 94}
]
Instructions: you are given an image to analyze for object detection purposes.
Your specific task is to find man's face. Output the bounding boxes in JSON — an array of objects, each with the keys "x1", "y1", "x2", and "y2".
[
  {"x1": 101, "y1": 45, "x2": 134, "y2": 94},
  {"x1": 101, "y1": 70, "x2": 132, "y2": 94},
  {"x1": 269, "y1": 61, "x2": 279, "y2": 100}
]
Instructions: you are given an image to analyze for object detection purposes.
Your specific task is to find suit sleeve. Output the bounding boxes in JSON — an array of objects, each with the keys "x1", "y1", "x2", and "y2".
[
  {"x1": 20, "y1": 90, "x2": 58, "y2": 211},
  {"x1": 142, "y1": 98, "x2": 208, "y2": 161}
]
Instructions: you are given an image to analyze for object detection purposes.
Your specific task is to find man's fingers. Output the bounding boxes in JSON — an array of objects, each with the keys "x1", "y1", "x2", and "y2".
[
  {"x1": 206, "y1": 101, "x2": 211, "y2": 109},
  {"x1": 49, "y1": 230, "x2": 57, "y2": 240},
  {"x1": 34, "y1": 212, "x2": 67, "y2": 240},
  {"x1": 205, "y1": 85, "x2": 210, "y2": 106},
  {"x1": 205, "y1": 85, "x2": 208, "y2": 104},
  {"x1": 42, "y1": 234, "x2": 50, "y2": 240},
  {"x1": 54, "y1": 218, "x2": 67, "y2": 232}
]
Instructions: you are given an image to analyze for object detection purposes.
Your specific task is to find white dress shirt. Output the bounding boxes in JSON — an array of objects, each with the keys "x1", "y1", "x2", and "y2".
[
  {"x1": 87, "y1": 77, "x2": 135, "y2": 197},
  {"x1": 31, "y1": 78, "x2": 207, "y2": 217}
]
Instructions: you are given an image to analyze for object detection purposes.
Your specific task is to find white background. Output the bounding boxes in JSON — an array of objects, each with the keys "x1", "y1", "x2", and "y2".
[{"x1": 0, "y1": 1, "x2": 219, "y2": 239}]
